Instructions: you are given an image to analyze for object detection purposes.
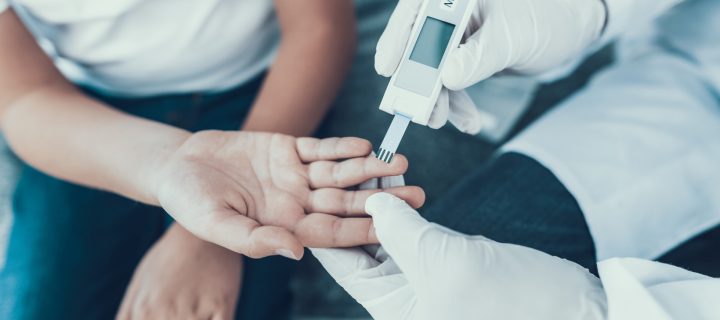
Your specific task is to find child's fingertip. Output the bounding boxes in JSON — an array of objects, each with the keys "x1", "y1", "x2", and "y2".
[
  {"x1": 411, "y1": 187, "x2": 426, "y2": 208},
  {"x1": 369, "y1": 226, "x2": 379, "y2": 243},
  {"x1": 389, "y1": 154, "x2": 409, "y2": 170}
]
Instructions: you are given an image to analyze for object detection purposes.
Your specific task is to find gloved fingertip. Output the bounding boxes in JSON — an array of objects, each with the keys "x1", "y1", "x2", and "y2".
[
  {"x1": 374, "y1": 52, "x2": 397, "y2": 77},
  {"x1": 427, "y1": 119, "x2": 445, "y2": 130},
  {"x1": 459, "y1": 112, "x2": 498, "y2": 135},
  {"x1": 473, "y1": 116, "x2": 496, "y2": 135},
  {"x1": 428, "y1": 93, "x2": 450, "y2": 129},
  {"x1": 457, "y1": 120, "x2": 483, "y2": 135},
  {"x1": 465, "y1": 125, "x2": 483, "y2": 135},
  {"x1": 374, "y1": 63, "x2": 394, "y2": 77},
  {"x1": 441, "y1": 55, "x2": 469, "y2": 91},
  {"x1": 365, "y1": 192, "x2": 406, "y2": 216}
]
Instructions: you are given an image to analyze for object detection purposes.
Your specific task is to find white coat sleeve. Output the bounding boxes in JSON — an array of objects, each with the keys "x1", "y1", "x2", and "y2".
[
  {"x1": 535, "y1": 0, "x2": 685, "y2": 82},
  {"x1": 599, "y1": 258, "x2": 720, "y2": 320},
  {"x1": 502, "y1": 0, "x2": 720, "y2": 260},
  {"x1": 0, "y1": 0, "x2": 8, "y2": 14},
  {"x1": 597, "y1": 0, "x2": 683, "y2": 47}
]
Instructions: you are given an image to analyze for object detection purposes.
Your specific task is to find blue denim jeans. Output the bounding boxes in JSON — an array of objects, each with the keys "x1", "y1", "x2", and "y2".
[
  {"x1": 421, "y1": 152, "x2": 599, "y2": 272},
  {"x1": 421, "y1": 152, "x2": 720, "y2": 277},
  {"x1": 0, "y1": 76, "x2": 295, "y2": 320}
]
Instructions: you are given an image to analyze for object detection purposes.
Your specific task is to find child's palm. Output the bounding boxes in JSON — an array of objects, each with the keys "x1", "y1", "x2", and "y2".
[{"x1": 156, "y1": 131, "x2": 424, "y2": 259}]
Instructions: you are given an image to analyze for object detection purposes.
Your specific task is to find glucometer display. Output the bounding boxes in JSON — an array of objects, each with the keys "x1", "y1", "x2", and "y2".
[
  {"x1": 377, "y1": 1, "x2": 474, "y2": 163},
  {"x1": 409, "y1": 17, "x2": 455, "y2": 69}
]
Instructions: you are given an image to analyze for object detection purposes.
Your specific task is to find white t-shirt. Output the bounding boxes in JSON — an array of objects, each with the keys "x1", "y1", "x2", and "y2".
[{"x1": 1, "y1": 0, "x2": 279, "y2": 97}]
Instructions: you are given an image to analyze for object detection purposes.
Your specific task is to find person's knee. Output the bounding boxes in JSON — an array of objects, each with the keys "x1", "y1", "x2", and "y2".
[{"x1": 422, "y1": 152, "x2": 597, "y2": 271}]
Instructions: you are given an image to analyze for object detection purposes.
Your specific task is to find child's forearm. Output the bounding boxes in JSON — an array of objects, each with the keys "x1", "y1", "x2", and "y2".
[
  {"x1": 0, "y1": 11, "x2": 190, "y2": 205},
  {"x1": 242, "y1": 0, "x2": 356, "y2": 136},
  {"x1": 2, "y1": 87, "x2": 191, "y2": 205}
]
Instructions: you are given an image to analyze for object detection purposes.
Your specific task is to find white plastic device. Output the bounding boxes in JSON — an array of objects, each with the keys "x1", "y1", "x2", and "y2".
[{"x1": 376, "y1": 0, "x2": 476, "y2": 163}]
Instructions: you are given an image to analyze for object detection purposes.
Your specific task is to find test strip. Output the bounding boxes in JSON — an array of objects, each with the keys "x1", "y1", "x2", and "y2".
[{"x1": 376, "y1": 114, "x2": 411, "y2": 163}]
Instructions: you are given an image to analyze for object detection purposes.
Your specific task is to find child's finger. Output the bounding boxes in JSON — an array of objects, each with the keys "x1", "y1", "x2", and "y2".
[
  {"x1": 200, "y1": 210, "x2": 304, "y2": 260},
  {"x1": 296, "y1": 137, "x2": 372, "y2": 162},
  {"x1": 294, "y1": 214, "x2": 379, "y2": 247},
  {"x1": 307, "y1": 154, "x2": 409, "y2": 189},
  {"x1": 306, "y1": 186, "x2": 426, "y2": 216}
]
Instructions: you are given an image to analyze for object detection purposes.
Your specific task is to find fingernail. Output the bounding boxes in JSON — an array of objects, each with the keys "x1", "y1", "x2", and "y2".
[{"x1": 275, "y1": 249, "x2": 300, "y2": 261}]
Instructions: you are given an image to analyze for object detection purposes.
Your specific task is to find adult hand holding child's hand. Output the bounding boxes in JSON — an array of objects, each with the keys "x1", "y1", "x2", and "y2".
[{"x1": 152, "y1": 131, "x2": 425, "y2": 260}]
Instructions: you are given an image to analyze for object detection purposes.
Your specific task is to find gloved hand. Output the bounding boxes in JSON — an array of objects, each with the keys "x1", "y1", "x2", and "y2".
[
  {"x1": 312, "y1": 193, "x2": 608, "y2": 320},
  {"x1": 376, "y1": 0, "x2": 607, "y2": 133}
]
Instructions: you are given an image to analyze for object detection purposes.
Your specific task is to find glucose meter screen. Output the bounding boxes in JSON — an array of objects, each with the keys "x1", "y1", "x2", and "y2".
[{"x1": 409, "y1": 17, "x2": 455, "y2": 69}]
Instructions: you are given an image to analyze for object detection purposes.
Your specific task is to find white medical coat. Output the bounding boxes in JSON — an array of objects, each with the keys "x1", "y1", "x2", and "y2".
[
  {"x1": 504, "y1": 0, "x2": 720, "y2": 260},
  {"x1": 505, "y1": 2, "x2": 720, "y2": 316},
  {"x1": 599, "y1": 257, "x2": 720, "y2": 319}
]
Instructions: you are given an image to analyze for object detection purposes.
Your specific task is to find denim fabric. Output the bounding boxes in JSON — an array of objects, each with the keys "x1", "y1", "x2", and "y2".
[
  {"x1": 0, "y1": 76, "x2": 295, "y2": 320},
  {"x1": 422, "y1": 152, "x2": 599, "y2": 273},
  {"x1": 421, "y1": 152, "x2": 720, "y2": 277}
]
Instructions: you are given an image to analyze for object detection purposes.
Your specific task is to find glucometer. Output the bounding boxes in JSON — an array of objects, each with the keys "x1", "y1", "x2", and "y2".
[{"x1": 376, "y1": 0, "x2": 475, "y2": 163}]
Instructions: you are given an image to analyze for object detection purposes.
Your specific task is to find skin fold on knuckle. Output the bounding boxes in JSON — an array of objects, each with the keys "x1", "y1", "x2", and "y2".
[
  {"x1": 330, "y1": 217, "x2": 343, "y2": 246},
  {"x1": 331, "y1": 161, "x2": 343, "y2": 187},
  {"x1": 343, "y1": 190, "x2": 358, "y2": 214},
  {"x1": 297, "y1": 137, "x2": 320, "y2": 160}
]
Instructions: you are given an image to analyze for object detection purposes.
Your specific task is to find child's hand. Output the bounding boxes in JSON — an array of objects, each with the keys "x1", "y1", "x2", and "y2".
[
  {"x1": 152, "y1": 131, "x2": 425, "y2": 260},
  {"x1": 117, "y1": 224, "x2": 241, "y2": 320}
]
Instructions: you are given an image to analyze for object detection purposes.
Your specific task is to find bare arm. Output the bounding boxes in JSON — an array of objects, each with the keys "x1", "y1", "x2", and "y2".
[
  {"x1": 0, "y1": 8, "x2": 422, "y2": 256},
  {"x1": 0, "y1": 10, "x2": 189, "y2": 205},
  {"x1": 242, "y1": 0, "x2": 356, "y2": 135}
]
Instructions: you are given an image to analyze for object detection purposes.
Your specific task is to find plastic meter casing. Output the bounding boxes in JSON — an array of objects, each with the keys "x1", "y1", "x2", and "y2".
[{"x1": 379, "y1": 0, "x2": 475, "y2": 125}]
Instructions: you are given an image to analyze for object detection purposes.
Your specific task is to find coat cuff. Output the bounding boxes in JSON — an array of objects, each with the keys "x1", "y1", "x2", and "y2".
[
  {"x1": 598, "y1": 0, "x2": 683, "y2": 48},
  {"x1": 533, "y1": 0, "x2": 683, "y2": 83}
]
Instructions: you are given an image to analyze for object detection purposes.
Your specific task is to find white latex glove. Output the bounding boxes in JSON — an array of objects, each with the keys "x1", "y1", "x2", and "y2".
[
  {"x1": 376, "y1": 0, "x2": 607, "y2": 132},
  {"x1": 312, "y1": 193, "x2": 608, "y2": 320}
]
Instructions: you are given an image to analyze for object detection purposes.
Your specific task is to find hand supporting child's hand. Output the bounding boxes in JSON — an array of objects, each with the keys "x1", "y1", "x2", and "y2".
[
  {"x1": 117, "y1": 224, "x2": 241, "y2": 320},
  {"x1": 152, "y1": 131, "x2": 425, "y2": 260}
]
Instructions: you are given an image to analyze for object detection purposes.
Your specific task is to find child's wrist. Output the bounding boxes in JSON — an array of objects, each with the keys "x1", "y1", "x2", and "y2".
[
  {"x1": 163, "y1": 223, "x2": 218, "y2": 250},
  {"x1": 140, "y1": 129, "x2": 193, "y2": 206}
]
